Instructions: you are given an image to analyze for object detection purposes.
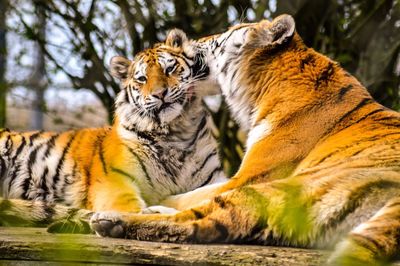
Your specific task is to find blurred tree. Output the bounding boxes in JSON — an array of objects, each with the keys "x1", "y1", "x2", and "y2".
[
  {"x1": 7, "y1": 0, "x2": 400, "y2": 175},
  {"x1": 0, "y1": 0, "x2": 7, "y2": 128},
  {"x1": 29, "y1": 3, "x2": 47, "y2": 130}
]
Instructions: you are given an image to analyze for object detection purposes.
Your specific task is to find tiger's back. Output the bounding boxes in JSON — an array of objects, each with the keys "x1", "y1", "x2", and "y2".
[{"x1": 0, "y1": 127, "x2": 111, "y2": 206}]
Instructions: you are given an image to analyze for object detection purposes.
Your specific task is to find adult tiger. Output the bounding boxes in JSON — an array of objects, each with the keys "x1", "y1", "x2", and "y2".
[
  {"x1": 0, "y1": 39, "x2": 226, "y2": 229},
  {"x1": 91, "y1": 15, "x2": 400, "y2": 265}
]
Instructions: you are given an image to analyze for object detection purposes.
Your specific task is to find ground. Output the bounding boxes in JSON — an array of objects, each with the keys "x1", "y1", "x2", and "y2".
[{"x1": 0, "y1": 227, "x2": 329, "y2": 265}]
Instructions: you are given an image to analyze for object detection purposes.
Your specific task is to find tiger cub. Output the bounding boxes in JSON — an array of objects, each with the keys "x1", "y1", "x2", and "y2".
[
  {"x1": 0, "y1": 39, "x2": 226, "y2": 229},
  {"x1": 91, "y1": 15, "x2": 400, "y2": 265}
]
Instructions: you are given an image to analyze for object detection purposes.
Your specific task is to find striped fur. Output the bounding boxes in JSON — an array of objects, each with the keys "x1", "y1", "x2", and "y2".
[
  {"x1": 0, "y1": 41, "x2": 226, "y2": 230},
  {"x1": 91, "y1": 15, "x2": 400, "y2": 265}
]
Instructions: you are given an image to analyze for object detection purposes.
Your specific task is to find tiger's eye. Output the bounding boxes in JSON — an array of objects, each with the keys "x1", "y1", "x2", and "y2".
[
  {"x1": 137, "y1": 76, "x2": 147, "y2": 83},
  {"x1": 166, "y1": 66, "x2": 175, "y2": 74}
]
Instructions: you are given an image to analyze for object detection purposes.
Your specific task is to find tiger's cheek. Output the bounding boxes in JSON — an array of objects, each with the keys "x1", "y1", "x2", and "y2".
[{"x1": 172, "y1": 79, "x2": 180, "y2": 90}]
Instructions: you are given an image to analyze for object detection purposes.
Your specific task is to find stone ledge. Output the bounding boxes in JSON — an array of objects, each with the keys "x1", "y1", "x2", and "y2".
[{"x1": 0, "y1": 227, "x2": 396, "y2": 265}]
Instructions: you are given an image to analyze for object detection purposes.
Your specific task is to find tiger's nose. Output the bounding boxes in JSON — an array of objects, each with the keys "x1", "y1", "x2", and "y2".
[{"x1": 152, "y1": 88, "x2": 168, "y2": 99}]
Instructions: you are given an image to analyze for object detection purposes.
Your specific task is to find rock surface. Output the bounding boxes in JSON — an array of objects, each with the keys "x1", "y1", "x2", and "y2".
[{"x1": 0, "y1": 227, "x2": 397, "y2": 265}]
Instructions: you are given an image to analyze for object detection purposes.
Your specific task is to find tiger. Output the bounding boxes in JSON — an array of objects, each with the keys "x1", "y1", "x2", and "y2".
[
  {"x1": 90, "y1": 15, "x2": 400, "y2": 265},
  {"x1": 0, "y1": 37, "x2": 227, "y2": 231}
]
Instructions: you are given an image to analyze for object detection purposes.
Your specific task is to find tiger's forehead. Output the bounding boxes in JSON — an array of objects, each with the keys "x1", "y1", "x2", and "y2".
[
  {"x1": 133, "y1": 49, "x2": 177, "y2": 74},
  {"x1": 136, "y1": 47, "x2": 178, "y2": 62}
]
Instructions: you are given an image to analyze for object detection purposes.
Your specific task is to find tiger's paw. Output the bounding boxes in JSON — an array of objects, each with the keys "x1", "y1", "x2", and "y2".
[
  {"x1": 90, "y1": 211, "x2": 127, "y2": 238},
  {"x1": 47, "y1": 218, "x2": 93, "y2": 234},
  {"x1": 141, "y1": 205, "x2": 179, "y2": 215}
]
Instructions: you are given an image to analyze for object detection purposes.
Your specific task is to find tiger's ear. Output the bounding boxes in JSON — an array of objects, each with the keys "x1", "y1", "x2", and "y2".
[
  {"x1": 254, "y1": 14, "x2": 295, "y2": 47},
  {"x1": 110, "y1": 56, "x2": 131, "y2": 80},
  {"x1": 166, "y1": 29, "x2": 188, "y2": 49}
]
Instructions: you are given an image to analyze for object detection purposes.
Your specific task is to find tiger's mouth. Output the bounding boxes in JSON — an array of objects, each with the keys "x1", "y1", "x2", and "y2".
[{"x1": 157, "y1": 85, "x2": 197, "y2": 111}]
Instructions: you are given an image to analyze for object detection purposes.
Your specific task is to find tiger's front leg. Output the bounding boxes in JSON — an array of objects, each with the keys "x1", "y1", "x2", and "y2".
[
  {"x1": 49, "y1": 171, "x2": 146, "y2": 234},
  {"x1": 90, "y1": 184, "x2": 276, "y2": 243},
  {"x1": 88, "y1": 170, "x2": 146, "y2": 213}
]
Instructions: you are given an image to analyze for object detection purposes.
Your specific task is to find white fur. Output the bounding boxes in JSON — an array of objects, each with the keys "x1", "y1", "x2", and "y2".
[
  {"x1": 141, "y1": 205, "x2": 179, "y2": 214},
  {"x1": 160, "y1": 182, "x2": 227, "y2": 210},
  {"x1": 246, "y1": 119, "x2": 272, "y2": 151},
  {"x1": 203, "y1": 27, "x2": 256, "y2": 131}
]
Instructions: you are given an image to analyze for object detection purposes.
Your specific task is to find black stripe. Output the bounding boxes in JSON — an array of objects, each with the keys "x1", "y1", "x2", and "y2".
[
  {"x1": 0, "y1": 156, "x2": 6, "y2": 179},
  {"x1": 159, "y1": 159, "x2": 178, "y2": 184},
  {"x1": 81, "y1": 131, "x2": 101, "y2": 208},
  {"x1": 335, "y1": 98, "x2": 373, "y2": 126},
  {"x1": 98, "y1": 136, "x2": 108, "y2": 175},
  {"x1": 41, "y1": 203, "x2": 57, "y2": 224},
  {"x1": 299, "y1": 54, "x2": 315, "y2": 71},
  {"x1": 337, "y1": 84, "x2": 353, "y2": 101},
  {"x1": 165, "y1": 61, "x2": 178, "y2": 77},
  {"x1": 6, "y1": 136, "x2": 27, "y2": 194},
  {"x1": 214, "y1": 196, "x2": 226, "y2": 209},
  {"x1": 14, "y1": 137, "x2": 27, "y2": 157},
  {"x1": 384, "y1": 201, "x2": 400, "y2": 209},
  {"x1": 20, "y1": 147, "x2": 40, "y2": 198},
  {"x1": 43, "y1": 134, "x2": 59, "y2": 159},
  {"x1": 127, "y1": 147, "x2": 153, "y2": 188},
  {"x1": 191, "y1": 54, "x2": 209, "y2": 79},
  {"x1": 110, "y1": 167, "x2": 136, "y2": 180},
  {"x1": 351, "y1": 233, "x2": 383, "y2": 253},
  {"x1": 181, "y1": 51, "x2": 194, "y2": 60},
  {"x1": 321, "y1": 180, "x2": 400, "y2": 234},
  {"x1": 52, "y1": 134, "x2": 77, "y2": 195},
  {"x1": 126, "y1": 85, "x2": 135, "y2": 104},
  {"x1": 191, "y1": 209, "x2": 205, "y2": 219},
  {"x1": 211, "y1": 219, "x2": 229, "y2": 242},
  {"x1": 358, "y1": 108, "x2": 385, "y2": 120},
  {"x1": 8, "y1": 164, "x2": 22, "y2": 198},
  {"x1": 199, "y1": 166, "x2": 223, "y2": 187},
  {"x1": 229, "y1": 68, "x2": 239, "y2": 95},
  {"x1": 221, "y1": 57, "x2": 233, "y2": 74},
  {"x1": 187, "y1": 115, "x2": 207, "y2": 149},
  {"x1": 60, "y1": 163, "x2": 77, "y2": 197},
  {"x1": 29, "y1": 131, "x2": 43, "y2": 145},
  {"x1": 191, "y1": 151, "x2": 217, "y2": 178},
  {"x1": 40, "y1": 167, "x2": 49, "y2": 198},
  {"x1": 315, "y1": 62, "x2": 335, "y2": 89},
  {"x1": 315, "y1": 130, "x2": 400, "y2": 165},
  {"x1": 124, "y1": 88, "x2": 130, "y2": 104},
  {"x1": 9, "y1": 136, "x2": 26, "y2": 169},
  {"x1": 372, "y1": 116, "x2": 398, "y2": 122},
  {"x1": 123, "y1": 124, "x2": 156, "y2": 144},
  {"x1": 332, "y1": 107, "x2": 386, "y2": 134},
  {"x1": 3, "y1": 134, "x2": 12, "y2": 157}
]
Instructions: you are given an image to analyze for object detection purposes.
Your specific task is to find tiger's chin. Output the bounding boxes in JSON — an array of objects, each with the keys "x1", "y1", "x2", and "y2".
[
  {"x1": 158, "y1": 102, "x2": 185, "y2": 124},
  {"x1": 117, "y1": 95, "x2": 198, "y2": 136}
]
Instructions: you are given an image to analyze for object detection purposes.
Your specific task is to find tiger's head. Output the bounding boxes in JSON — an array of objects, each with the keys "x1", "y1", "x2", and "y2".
[{"x1": 110, "y1": 31, "x2": 210, "y2": 134}]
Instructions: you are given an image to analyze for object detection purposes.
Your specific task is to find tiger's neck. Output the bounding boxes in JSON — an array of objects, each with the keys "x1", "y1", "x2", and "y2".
[
  {"x1": 205, "y1": 32, "x2": 379, "y2": 181},
  {"x1": 204, "y1": 26, "x2": 257, "y2": 132},
  {"x1": 113, "y1": 100, "x2": 207, "y2": 148}
]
